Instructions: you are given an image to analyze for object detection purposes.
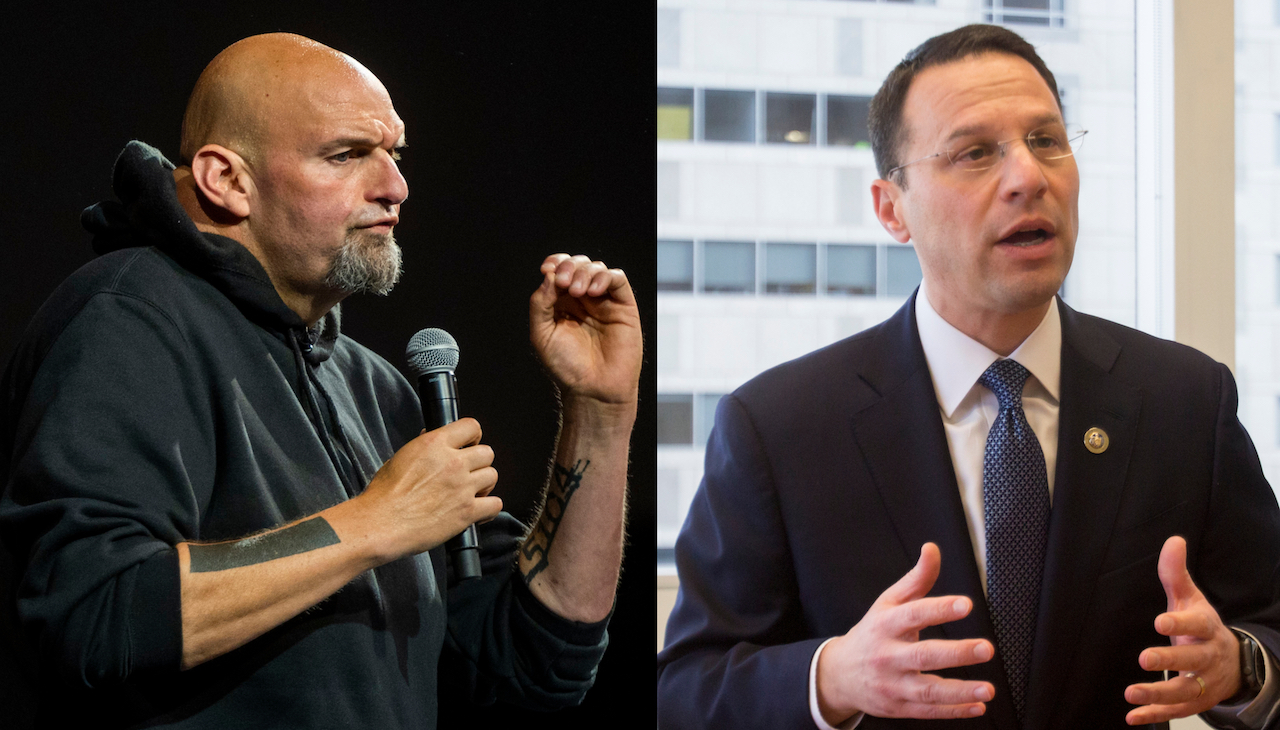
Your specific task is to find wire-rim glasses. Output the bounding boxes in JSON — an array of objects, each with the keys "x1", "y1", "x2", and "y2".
[{"x1": 886, "y1": 124, "x2": 1088, "y2": 179}]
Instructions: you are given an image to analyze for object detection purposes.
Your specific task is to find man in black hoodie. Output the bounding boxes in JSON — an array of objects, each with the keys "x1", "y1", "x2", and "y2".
[{"x1": 0, "y1": 33, "x2": 641, "y2": 728}]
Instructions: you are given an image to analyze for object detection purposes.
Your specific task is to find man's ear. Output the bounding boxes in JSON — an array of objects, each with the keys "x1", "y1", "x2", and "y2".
[
  {"x1": 189, "y1": 144, "x2": 253, "y2": 220},
  {"x1": 871, "y1": 178, "x2": 912, "y2": 244}
]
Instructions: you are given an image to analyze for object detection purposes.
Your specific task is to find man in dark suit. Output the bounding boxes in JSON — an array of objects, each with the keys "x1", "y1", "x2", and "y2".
[{"x1": 657, "y1": 24, "x2": 1280, "y2": 729}]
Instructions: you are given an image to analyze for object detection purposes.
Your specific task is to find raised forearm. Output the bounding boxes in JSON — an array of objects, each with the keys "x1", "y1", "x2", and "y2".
[
  {"x1": 177, "y1": 420, "x2": 501, "y2": 669},
  {"x1": 177, "y1": 497, "x2": 384, "y2": 669},
  {"x1": 518, "y1": 395, "x2": 635, "y2": 623}
]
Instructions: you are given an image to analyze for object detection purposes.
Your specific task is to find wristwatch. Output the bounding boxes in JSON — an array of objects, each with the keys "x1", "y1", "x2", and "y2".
[{"x1": 1225, "y1": 628, "x2": 1267, "y2": 705}]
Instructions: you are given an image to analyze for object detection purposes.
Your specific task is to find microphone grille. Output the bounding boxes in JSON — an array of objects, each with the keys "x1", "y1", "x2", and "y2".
[{"x1": 406, "y1": 328, "x2": 459, "y2": 376}]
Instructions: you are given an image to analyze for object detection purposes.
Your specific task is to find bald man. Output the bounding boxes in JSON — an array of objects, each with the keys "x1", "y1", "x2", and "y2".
[{"x1": 0, "y1": 34, "x2": 641, "y2": 729}]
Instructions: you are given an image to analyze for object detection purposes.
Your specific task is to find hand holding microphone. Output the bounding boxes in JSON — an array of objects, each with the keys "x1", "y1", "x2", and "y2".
[
  {"x1": 406, "y1": 329, "x2": 484, "y2": 580},
  {"x1": 351, "y1": 330, "x2": 498, "y2": 574}
]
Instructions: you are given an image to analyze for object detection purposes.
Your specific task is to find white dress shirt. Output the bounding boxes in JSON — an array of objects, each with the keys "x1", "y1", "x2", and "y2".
[
  {"x1": 809, "y1": 286, "x2": 1272, "y2": 729},
  {"x1": 915, "y1": 283, "x2": 1060, "y2": 594}
]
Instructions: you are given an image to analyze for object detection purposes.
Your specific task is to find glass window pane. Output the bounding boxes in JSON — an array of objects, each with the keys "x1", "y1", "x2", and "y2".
[
  {"x1": 885, "y1": 245, "x2": 923, "y2": 297},
  {"x1": 696, "y1": 393, "x2": 725, "y2": 446},
  {"x1": 704, "y1": 89, "x2": 755, "y2": 142},
  {"x1": 703, "y1": 241, "x2": 755, "y2": 293},
  {"x1": 658, "y1": 394, "x2": 693, "y2": 444},
  {"x1": 1003, "y1": 14, "x2": 1050, "y2": 26},
  {"x1": 765, "y1": 243, "x2": 816, "y2": 294},
  {"x1": 827, "y1": 244, "x2": 876, "y2": 296},
  {"x1": 984, "y1": 0, "x2": 1059, "y2": 26},
  {"x1": 658, "y1": 87, "x2": 693, "y2": 140},
  {"x1": 659, "y1": 240, "x2": 693, "y2": 291},
  {"x1": 765, "y1": 92, "x2": 815, "y2": 145},
  {"x1": 827, "y1": 95, "x2": 872, "y2": 148}
]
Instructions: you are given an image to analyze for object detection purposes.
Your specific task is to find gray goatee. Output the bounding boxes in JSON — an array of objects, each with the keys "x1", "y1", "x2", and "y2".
[{"x1": 324, "y1": 229, "x2": 403, "y2": 296}]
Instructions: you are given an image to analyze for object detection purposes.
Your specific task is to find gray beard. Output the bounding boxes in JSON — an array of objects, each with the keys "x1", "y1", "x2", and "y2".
[{"x1": 323, "y1": 229, "x2": 402, "y2": 296}]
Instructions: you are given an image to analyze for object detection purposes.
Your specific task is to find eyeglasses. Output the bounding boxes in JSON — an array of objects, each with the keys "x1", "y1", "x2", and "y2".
[{"x1": 886, "y1": 124, "x2": 1088, "y2": 179}]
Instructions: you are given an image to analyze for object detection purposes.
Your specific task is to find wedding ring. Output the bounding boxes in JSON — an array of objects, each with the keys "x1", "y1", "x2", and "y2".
[{"x1": 1187, "y1": 672, "x2": 1206, "y2": 699}]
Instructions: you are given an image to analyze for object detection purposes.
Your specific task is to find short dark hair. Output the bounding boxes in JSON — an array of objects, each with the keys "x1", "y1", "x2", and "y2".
[{"x1": 868, "y1": 24, "x2": 1061, "y2": 184}]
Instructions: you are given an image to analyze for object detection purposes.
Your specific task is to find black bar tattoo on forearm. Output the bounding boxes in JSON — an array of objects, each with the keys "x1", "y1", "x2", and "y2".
[
  {"x1": 521, "y1": 459, "x2": 590, "y2": 584},
  {"x1": 188, "y1": 517, "x2": 341, "y2": 573}
]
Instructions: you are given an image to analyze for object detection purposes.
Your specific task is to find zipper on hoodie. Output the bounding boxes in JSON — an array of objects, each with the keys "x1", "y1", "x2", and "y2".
[{"x1": 290, "y1": 329, "x2": 361, "y2": 498}]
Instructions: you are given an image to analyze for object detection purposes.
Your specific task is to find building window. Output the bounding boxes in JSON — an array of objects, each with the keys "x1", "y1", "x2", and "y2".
[
  {"x1": 650, "y1": 240, "x2": 940, "y2": 299},
  {"x1": 827, "y1": 95, "x2": 872, "y2": 148},
  {"x1": 766, "y1": 92, "x2": 816, "y2": 145},
  {"x1": 658, "y1": 394, "x2": 694, "y2": 444},
  {"x1": 703, "y1": 241, "x2": 756, "y2": 293},
  {"x1": 885, "y1": 245, "x2": 924, "y2": 297},
  {"x1": 704, "y1": 89, "x2": 756, "y2": 143},
  {"x1": 648, "y1": 240, "x2": 934, "y2": 298},
  {"x1": 658, "y1": 87, "x2": 694, "y2": 140},
  {"x1": 983, "y1": 0, "x2": 1065, "y2": 28},
  {"x1": 827, "y1": 244, "x2": 877, "y2": 296},
  {"x1": 696, "y1": 393, "x2": 726, "y2": 446},
  {"x1": 658, "y1": 393, "x2": 727, "y2": 448},
  {"x1": 659, "y1": 240, "x2": 694, "y2": 292},
  {"x1": 765, "y1": 243, "x2": 817, "y2": 294}
]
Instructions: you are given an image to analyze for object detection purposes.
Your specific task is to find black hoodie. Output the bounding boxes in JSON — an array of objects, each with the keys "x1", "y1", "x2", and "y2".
[{"x1": 0, "y1": 142, "x2": 607, "y2": 728}]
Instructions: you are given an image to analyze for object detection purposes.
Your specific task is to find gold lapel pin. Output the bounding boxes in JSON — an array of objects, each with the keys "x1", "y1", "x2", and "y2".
[{"x1": 1084, "y1": 427, "x2": 1109, "y2": 454}]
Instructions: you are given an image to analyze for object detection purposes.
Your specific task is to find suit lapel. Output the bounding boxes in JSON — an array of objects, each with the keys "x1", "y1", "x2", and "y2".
[
  {"x1": 1022, "y1": 301, "x2": 1142, "y2": 729},
  {"x1": 848, "y1": 295, "x2": 1017, "y2": 730}
]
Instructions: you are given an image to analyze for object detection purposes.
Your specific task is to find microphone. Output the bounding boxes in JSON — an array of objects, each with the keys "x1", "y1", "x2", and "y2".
[{"x1": 406, "y1": 328, "x2": 481, "y2": 581}]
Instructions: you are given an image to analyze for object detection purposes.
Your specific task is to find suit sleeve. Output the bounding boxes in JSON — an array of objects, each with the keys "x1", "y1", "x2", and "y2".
[
  {"x1": 657, "y1": 393, "x2": 827, "y2": 729},
  {"x1": 0, "y1": 293, "x2": 206, "y2": 689},
  {"x1": 1198, "y1": 363, "x2": 1280, "y2": 729}
]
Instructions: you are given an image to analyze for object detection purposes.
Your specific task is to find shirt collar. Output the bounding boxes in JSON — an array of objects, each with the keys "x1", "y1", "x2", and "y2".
[{"x1": 915, "y1": 282, "x2": 1062, "y2": 418}]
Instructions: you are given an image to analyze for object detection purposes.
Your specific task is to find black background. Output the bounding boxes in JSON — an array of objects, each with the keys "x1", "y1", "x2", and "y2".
[{"x1": 1, "y1": 2, "x2": 655, "y2": 725}]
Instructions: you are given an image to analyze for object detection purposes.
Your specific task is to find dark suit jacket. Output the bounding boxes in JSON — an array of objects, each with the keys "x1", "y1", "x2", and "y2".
[{"x1": 657, "y1": 295, "x2": 1280, "y2": 729}]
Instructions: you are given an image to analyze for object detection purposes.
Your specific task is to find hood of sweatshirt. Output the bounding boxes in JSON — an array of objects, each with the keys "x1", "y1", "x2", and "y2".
[{"x1": 80, "y1": 141, "x2": 339, "y2": 364}]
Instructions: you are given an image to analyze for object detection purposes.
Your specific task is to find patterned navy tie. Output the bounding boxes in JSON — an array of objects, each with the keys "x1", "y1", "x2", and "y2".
[{"x1": 979, "y1": 358, "x2": 1050, "y2": 724}]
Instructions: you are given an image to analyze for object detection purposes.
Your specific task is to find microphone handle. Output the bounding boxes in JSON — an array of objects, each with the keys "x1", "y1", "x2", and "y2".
[{"x1": 418, "y1": 371, "x2": 482, "y2": 581}]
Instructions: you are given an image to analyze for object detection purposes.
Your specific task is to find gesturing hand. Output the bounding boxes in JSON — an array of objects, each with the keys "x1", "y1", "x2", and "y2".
[
  {"x1": 529, "y1": 254, "x2": 642, "y2": 408},
  {"x1": 1124, "y1": 536, "x2": 1242, "y2": 725},
  {"x1": 816, "y1": 543, "x2": 995, "y2": 725}
]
